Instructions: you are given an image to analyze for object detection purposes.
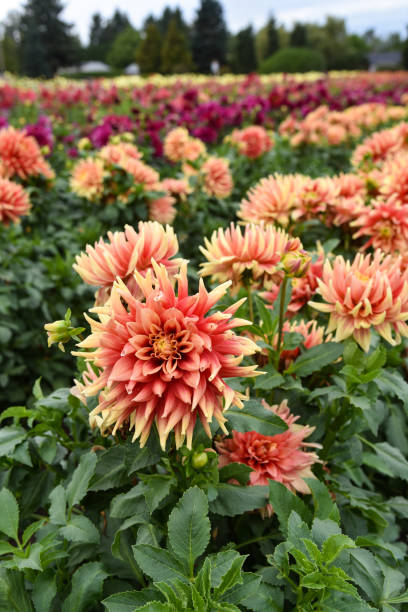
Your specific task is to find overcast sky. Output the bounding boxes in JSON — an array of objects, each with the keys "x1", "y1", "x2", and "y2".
[{"x1": 1, "y1": 0, "x2": 408, "y2": 43}]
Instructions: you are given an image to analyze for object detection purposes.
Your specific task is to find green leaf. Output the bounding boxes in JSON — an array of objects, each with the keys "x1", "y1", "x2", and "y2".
[
  {"x1": 209, "y1": 550, "x2": 241, "y2": 588},
  {"x1": 210, "y1": 484, "x2": 268, "y2": 516},
  {"x1": 22, "y1": 519, "x2": 45, "y2": 547},
  {"x1": 364, "y1": 442, "x2": 408, "y2": 481},
  {"x1": 0, "y1": 489, "x2": 19, "y2": 542},
  {"x1": 269, "y1": 481, "x2": 311, "y2": 533},
  {"x1": 253, "y1": 370, "x2": 284, "y2": 391},
  {"x1": 140, "y1": 475, "x2": 173, "y2": 513},
  {"x1": 133, "y1": 604, "x2": 174, "y2": 612},
  {"x1": 62, "y1": 561, "x2": 108, "y2": 612},
  {"x1": 219, "y1": 463, "x2": 253, "y2": 485},
  {"x1": 110, "y1": 484, "x2": 147, "y2": 519},
  {"x1": 60, "y1": 515, "x2": 100, "y2": 544},
  {"x1": 0, "y1": 406, "x2": 34, "y2": 424},
  {"x1": 66, "y1": 451, "x2": 97, "y2": 509},
  {"x1": 32, "y1": 571, "x2": 56, "y2": 612},
  {"x1": 49, "y1": 485, "x2": 66, "y2": 525},
  {"x1": 196, "y1": 557, "x2": 211, "y2": 596},
  {"x1": 376, "y1": 370, "x2": 408, "y2": 407},
  {"x1": 225, "y1": 399, "x2": 287, "y2": 436},
  {"x1": 90, "y1": 446, "x2": 128, "y2": 491},
  {"x1": 102, "y1": 590, "x2": 162, "y2": 612},
  {"x1": 306, "y1": 479, "x2": 340, "y2": 523},
  {"x1": 0, "y1": 568, "x2": 34, "y2": 611},
  {"x1": 0, "y1": 541, "x2": 16, "y2": 556},
  {"x1": 0, "y1": 426, "x2": 26, "y2": 457},
  {"x1": 286, "y1": 342, "x2": 343, "y2": 376},
  {"x1": 132, "y1": 544, "x2": 188, "y2": 584},
  {"x1": 33, "y1": 378, "x2": 44, "y2": 400},
  {"x1": 168, "y1": 487, "x2": 210, "y2": 576},
  {"x1": 213, "y1": 555, "x2": 245, "y2": 598},
  {"x1": 349, "y1": 549, "x2": 383, "y2": 605},
  {"x1": 322, "y1": 534, "x2": 356, "y2": 565}
]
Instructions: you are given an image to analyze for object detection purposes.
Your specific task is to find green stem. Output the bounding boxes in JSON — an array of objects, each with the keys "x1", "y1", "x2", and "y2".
[
  {"x1": 274, "y1": 276, "x2": 288, "y2": 370},
  {"x1": 235, "y1": 534, "x2": 273, "y2": 550},
  {"x1": 247, "y1": 285, "x2": 254, "y2": 323}
]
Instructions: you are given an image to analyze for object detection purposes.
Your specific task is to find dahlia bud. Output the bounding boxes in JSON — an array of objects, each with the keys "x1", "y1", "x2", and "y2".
[
  {"x1": 44, "y1": 309, "x2": 84, "y2": 352},
  {"x1": 192, "y1": 451, "x2": 209, "y2": 469},
  {"x1": 281, "y1": 250, "x2": 311, "y2": 278}
]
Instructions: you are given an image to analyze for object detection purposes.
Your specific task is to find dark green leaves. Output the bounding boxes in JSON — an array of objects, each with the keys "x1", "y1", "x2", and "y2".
[
  {"x1": 226, "y1": 399, "x2": 287, "y2": 436},
  {"x1": 286, "y1": 342, "x2": 344, "y2": 376}
]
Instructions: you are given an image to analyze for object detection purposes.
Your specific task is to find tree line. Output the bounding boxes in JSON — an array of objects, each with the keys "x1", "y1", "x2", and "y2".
[{"x1": 1, "y1": 0, "x2": 408, "y2": 78}]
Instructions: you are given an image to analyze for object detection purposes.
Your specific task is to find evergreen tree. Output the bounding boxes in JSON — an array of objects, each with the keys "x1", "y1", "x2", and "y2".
[
  {"x1": 403, "y1": 26, "x2": 408, "y2": 69},
  {"x1": 266, "y1": 17, "x2": 279, "y2": 56},
  {"x1": 19, "y1": 0, "x2": 78, "y2": 77},
  {"x1": 1, "y1": 11, "x2": 21, "y2": 73},
  {"x1": 160, "y1": 18, "x2": 193, "y2": 73},
  {"x1": 136, "y1": 22, "x2": 162, "y2": 75},
  {"x1": 192, "y1": 0, "x2": 227, "y2": 72},
  {"x1": 107, "y1": 26, "x2": 140, "y2": 70},
  {"x1": 232, "y1": 26, "x2": 257, "y2": 73},
  {"x1": 290, "y1": 23, "x2": 308, "y2": 47}
]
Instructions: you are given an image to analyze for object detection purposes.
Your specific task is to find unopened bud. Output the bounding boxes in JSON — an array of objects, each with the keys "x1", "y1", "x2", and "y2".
[
  {"x1": 192, "y1": 451, "x2": 208, "y2": 469},
  {"x1": 281, "y1": 250, "x2": 311, "y2": 278},
  {"x1": 44, "y1": 319, "x2": 71, "y2": 350}
]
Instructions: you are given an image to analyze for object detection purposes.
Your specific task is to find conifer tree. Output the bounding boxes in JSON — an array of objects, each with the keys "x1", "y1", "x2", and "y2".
[
  {"x1": 192, "y1": 0, "x2": 227, "y2": 72},
  {"x1": 232, "y1": 26, "x2": 257, "y2": 73},
  {"x1": 160, "y1": 19, "x2": 193, "y2": 74},
  {"x1": 266, "y1": 17, "x2": 280, "y2": 56},
  {"x1": 136, "y1": 22, "x2": 162, "y2": 75}
]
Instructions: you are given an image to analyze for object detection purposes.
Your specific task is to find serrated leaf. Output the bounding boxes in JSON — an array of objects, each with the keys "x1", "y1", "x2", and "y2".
[
  {"x1": 213, "y1": 555, "x2": 245, "y2": 598},
  {"x1": 60, "y1": 515, "x2": 99, "y2": 544},
  {"x1": 102, "y1": 589, "x2": 162, "y2": 612},
  {"x1": 132, "y1": 544, "x2": 188, "y2": 584},
  {"x1": 210, "y1": 484, "x2": 268, "y2": 516},
  {"x1": 365, "y1": 442, "x2": 408, "y2": 481},
  {"x1": 90, "y1": 446, "x2": 128, "y2": 491},
  {"x1": 322, "y1": 534, "x2": 356, "y2": 565},
  {"x1": 0, "y1": 426, "x2": 26, "y2": 457},
  {"x1": 269, "y1": 481, "x2": 311, "y2": 533},
  {"x1": 141, "y1": 475, "x2": 173, "y2": 513},
  {"x1": 168, "y1": 487, "x2": 210, "y2": 576},
  {"x1": 225, "y1": 400, "x2": 287, "y2": 436},
  {"x1": 0, "y1": 489, "x2": 19, "y2": 542},
  {"x1": 306, "y1": 479, "x2": 340, "y2": 523},
  {"x1": 22, "y1": 519, "x2": 45, "y2": 547},
  {"x1": 49, "y1": 485, "x2": 66, "y2": 525},
  {"x1": 209, "y1": 550, "x2": 241, "y2": 588},
  {"x1": 62, "y1": 561, "x2": 108, "y2": 612},
  {"x1": 32, "y1": 571, "x2": 56, "y2": 612},
  {"x1": 286, "y1": 342, "x2": 343, "y2": 376},
  {"x1": 219, "y1": 463, "x2": 253, "y2": 485},
  {"x1": 0, "y1": 541, "x2": 16, "y2": 556},
  {"x1": 66, "y1": 452, "x2": 97, "y2": 509}
]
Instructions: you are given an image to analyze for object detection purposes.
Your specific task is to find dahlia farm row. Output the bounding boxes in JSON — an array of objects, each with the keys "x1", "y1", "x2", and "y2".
[{"x1": 2, "y1": 73, "x2": 408, "y2": 611}]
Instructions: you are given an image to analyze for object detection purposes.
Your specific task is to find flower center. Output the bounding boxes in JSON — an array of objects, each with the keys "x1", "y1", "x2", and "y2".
[
  {"x1": 355, "y1": 270, "x2": 370, "y2": 283},
  {"x1": 150, "y1": 331, "x2": 179, "y2": 360}
]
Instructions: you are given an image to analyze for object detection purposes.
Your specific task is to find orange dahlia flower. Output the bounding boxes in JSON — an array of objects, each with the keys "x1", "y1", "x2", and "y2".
[
  {"x1": 352, "y1": 195, "x2": 408, "y2": 254},
  {"x1": 329, "y1": 173, "x2": 366, "y2": 227},
  {"x1": 164, "y1": 127, "x2": 190, "y2": 162},
  {"x1": 99, "y1": 142, "x2": 142, "y2": 165},
  {"x1": 73, "y1": 261, "x2": 259, "y2": 449},
  {"x1": 310, "y1": 251, "x2": 408, "y2": 351},
  {"x1": 0, "y1": 178, "x2": 31, "y2": 225},
  {"x1": 70, "y1": 158, "x2": 105, "y2": 201},
  {"x1": 148, "y1": 195, "x2": 177, "y2": 224},
  {"x1": 238, "y1": 174, "x2": 297, "y2": 228},
  {"x1": 200, "y1": 222, "x2": 299, "y2": 292},
  {"x1": 73, "y1": 221, "x2": 182, "y2": 297},
  {"x1": 351, "y1": 124, "x2": 405, "y2": 170},
  {"x1": 201, "y1": 157, "x2": 233, "y2": 199},
  {"x1": 216, "y1": 399, "x2": 320, "y2": 492},
  {"x1": 160, "y1": 178, "x2": 191, "y2": 201},
  {"x1": 120, "y1": 158, "x2": 159, "y2": 191},
  {"x1": 379, "y1": 152, "x2": 408, "y2": 205},
  {"x1": 291, "y1": 176, "x2": 338, "y2": 223},
  {"x1": 229, "y1": 126, "x2": 274, "y2": 159},
  {"x1": 0, "y1": 127, "x2": 54, "y2": 181}
]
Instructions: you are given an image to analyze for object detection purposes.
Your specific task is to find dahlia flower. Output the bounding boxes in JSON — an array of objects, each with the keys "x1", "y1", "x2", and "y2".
[
  {"x1": 148, "y1": 195, "x2": 177, "y2": 224},
  {"x1": 276, "y1": 319, "x2": 329, "y2": 369},
  {"x1": 0, "y1": 178, "x2": 31, "y2": 225},
  {"x1": 291, "y1": 176, "x2": 338, "y2": 223},
  {"x1": 99, "y1": 142, "x2": 142, "y2": 165},
  {"x1": 352, "y1": 195, "x2": 408, "y2": 254},
  {"x1": 379, "y1": 152, "x2": 408, "y2": 205},
  {"x1": 216, "y1": 399, "x2": 320, "y2": 493},
  {"x1": 0, "y1": 126, "x2": 54, "y2": 181},
  {"x1": 328, "y1": 173, "x2": 366, "y2": 227},
  {"x1": 310, "y1": 251, "x2": 408, "y2": 351},
  {"x1": 73, "y1": 261, "x2": 259, "y2": 449},
  {"x1": 200, "y1": 222, "x2": 299, "y2": 292},
  {"x1": 73, "y1": 221, "x2": 182, "y2": 297},
  {"x1": 229, "y1": 126, "x2": 273, "y2": 159},
  {"x1": 160, "y1": 178, "x2": 191, "y2": 201},
  {"x1": 238, "y1": 174, "x2": 297, "y2": 228},
  {"x1": 351, "y1": 124, "x2": 405, "y2": 170},
  {"x1": 164, "y1": 127, "x2": 190, "y2": 162},
  {"x1": 70, "y1": 158, "x2": 105, "y2": 201},
  {"x1": 201, "y1": 157, "x2": 233, "y2": 199},
  {"x1": 120, "y1": 158, "x2": 159, "y2": 190}
]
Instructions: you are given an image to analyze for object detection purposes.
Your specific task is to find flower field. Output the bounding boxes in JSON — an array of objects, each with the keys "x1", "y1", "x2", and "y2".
[{"x1": 2, "y1": 71, "x2": 408, "y2": 611}]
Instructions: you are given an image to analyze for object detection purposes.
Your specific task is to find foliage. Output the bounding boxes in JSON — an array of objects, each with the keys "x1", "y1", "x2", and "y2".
[
  {"x1": 136, "y1": 23, "x2": 162, "y2": 75},
  {"x1": 259, "y1": 46, "x2": 326, "y2": 73},
  {"x1": 160, "y1": 19, "x2": 194, "y2": 74},
  {"x1": 107, "y1": 27, "x2": 140, "y2": 70},
  {"x1": 192, "y1": 0, "x2": 228, "y2": 72}
]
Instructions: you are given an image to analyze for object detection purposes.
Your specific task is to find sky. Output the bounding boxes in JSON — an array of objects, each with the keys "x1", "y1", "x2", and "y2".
[{"x1": 1, "y1": 0, "x2": 408, "y2": 43}]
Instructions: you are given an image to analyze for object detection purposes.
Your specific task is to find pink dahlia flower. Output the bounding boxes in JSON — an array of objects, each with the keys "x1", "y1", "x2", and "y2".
[
  {"x1": 73, "y1": 261, "x2": 259, "y2": 449},
  {"x1": 200, "y1": 222, "x2": 300, "y2": 292},
  {"x1": 229, "y1": 126, "x2": 274, "y2": 159},
  {"x1": 0, "y1": 178, "x2": 31, "y2": 225},
  {"x1": 379, "y1": 152, "x2": 408, "y2": 205},
  {"x1": 310, "y1": 251, "x2": 408, "y2": 351},
  {"x1": 216, "y1": 399, "x2": 320, "y2": 492},
  {"x1": 164, "y1": 127, "x2": 190, "y2": 162},
  {"x1": 0, "y1": 126, "x2": 54, "y2": 181},
  {"x1": 73, "y1": 221, "x2": 183, "y2": 301},
  {"x1": 201, "y1": 157, "x2": 233, "y2": 199},
  {"x1": 291, "y1": 176, "x2": 338, "y2": 223},
  {"x1": 353, "y1": 195, "x2": 408, "y2": 254},
  {"x1": 238, "y1": 174, "x2": 297, "y2": 228},
  {"x1": 70, "y1": 158, "x2": 105, "y2": 201},
  {"x1": 148, "y1": 195, "x2": 177, "y2": 224}
]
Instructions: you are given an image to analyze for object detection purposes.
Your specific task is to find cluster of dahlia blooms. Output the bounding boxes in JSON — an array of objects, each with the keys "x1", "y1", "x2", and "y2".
[
  {"x1": 199, "y1": 222, "x2": 303, "y2": 293},
  {"x1": 72, "y1": 261, "x2": 259, "y2": 449},
  {"x1": 163, "y1": 126, "x2": 233, "y2": 200},
  {"x1": 73, "y1": 221, "x2": 183, "y2": 305},
  {"x1": 0, "y1": 178, "x2": 31, "y2": 226},
  {"x1": 217, "y1": 399, "x2": 320, "y2": 515},
  {"x1": 310, "y1": 250, "x2": 408, "y2": 352},
  {"x1": 351, "y1": 122, "x2": 408, "y2": 170},
  {"x1": 70, "y1": 140, "x2": 178, "y2": 223},
  {"x1": 0, "y1": 126, "x2": 54, "y2": 182},
  {"x1": 280, "y1": 103, "x2": 406, "y2": 148},
  {"x1": 227, "y1": 125, "x2": 274, "y2": 159}
]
